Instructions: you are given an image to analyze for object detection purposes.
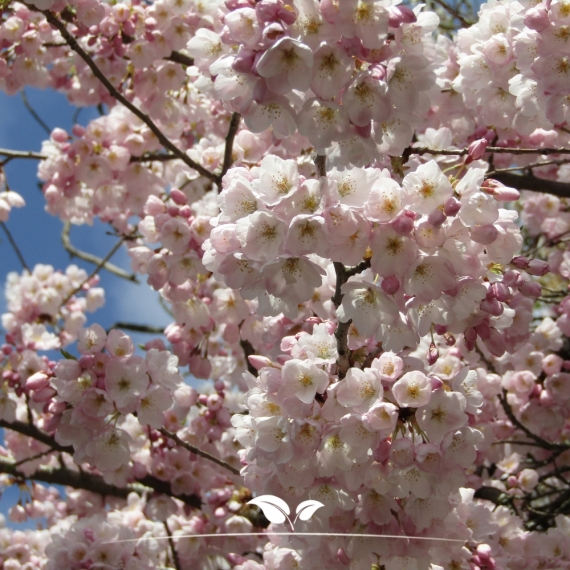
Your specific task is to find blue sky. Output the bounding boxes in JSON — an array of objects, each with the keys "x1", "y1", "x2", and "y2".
[{"x1": 0, "y1": 88, "x2": 170, "y2": 529}]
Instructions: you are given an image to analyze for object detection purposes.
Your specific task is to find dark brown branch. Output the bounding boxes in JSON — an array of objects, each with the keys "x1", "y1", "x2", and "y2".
[
  {"x1": 107, "y1": 322, "x2": 165, "y2": 334},
  {"x1": 164, "y1": 521, "x2": 182, "y2": 570},
  {"x1": 35, "y1": 7, "x2": 219, "y2": 184},
  {"x1": 0, "y1": 419, "x2": 202, "y2": 508},
  {"x1": 159, "y1": 428, "x2": 241, "y2": 476},
  {"x1": 332, "y1": 262, "x2": 351, "y2": 379},
  {"x1": 62, "y1": 222, "x2": 138, "y2": 283},
  {"x1": 1, "y1": 222, "x2": 30, "y2": 272},
  {"x1": 240, "y1": 338, "x2": 258, "y2": 377},
  {"x1": 491, "y1": 172, "x2": 570, "y2": 200},
  {"x1": 220, "y1": 112, "x2": 241, "y2": 182},
  {"x1": 408, "y1": 145, "x2": 570, "y2": 158},
  {"x1": 165, "y1": 51, "x2": 194, "y2": 67},
  {"x1": 498, "y1": 391, "x2": 567, "y2": 452}
]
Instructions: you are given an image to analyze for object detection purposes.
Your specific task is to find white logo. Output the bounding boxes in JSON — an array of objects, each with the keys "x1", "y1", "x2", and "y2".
[{"x1": 247, "y1": 495, "x2": 324, "y2": 530}]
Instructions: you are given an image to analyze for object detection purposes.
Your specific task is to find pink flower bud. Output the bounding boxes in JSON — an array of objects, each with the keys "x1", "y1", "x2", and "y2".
[
  {"x1": 167, "y1": 205, "x2": 180, "y2": 217},
  {"x1": 524, "y1": 6, "x2": 550, "y2": 31},
  {"x1": 491, "y1": 282, "x2": 511, "y2": 302},
  {"x1": 392, "y1": 214, "x2": 414, "y2": 235},
  {"x1": 430, "y1": 375, "x2": 443, "y2": 389},
  {"x1": 434, "y1": 324, "x2": 447, "y2": 335},
  {"x1": 466, "y1": 138, "x2": 488, "y2": 162},
  {"x1": 480, "y1": 297, "x2": 504, "y2": 316},
  {"x1": 427, "y1": 207, "x2": 447, "y2": 227},
  {"x1": 485, "y1": 328, "x2": 506, "y2": 357},
  {"x1": 381, "y1": 275, "x2": 400, "y2": 295},
  {"x1": 45, "y1": 413, "x2": 62, "y2": 432},
  {"x1": 464, "y1": 327, "x2": 477, "y2": 343},
  {"x1": 26, "y1": 372, "x2": 49, "y2": 391},
  {"x1": 481, "y1": 179, "x2": 520, "y2": 201},
  {"x1": 232, "y1": 48, "x2": 256, "y2": 73},
  {"x1": 444, "y1": 196, "x2": 461, "y2": 216},
  {"x1": 511, "y1": 255, "x2": 529, "y2": 269},
  {"x1": 31, "y1": 387, "x2": 56, "y2": 403},
  {"x1": 444, "y1": 332, "x2": 456, "y2": 346},
  {"x1": 474, "y1": 321, "x2": 491, "y2": 339},
  {"x1": 170, "y1": 189, "x2": 187, "y2": 205},
  {"x1": 502, "y1": 269, "x2": 521, "y2": 286},
  {"x1": 519, "y1": 280, "x2": 542, "y2": 298},
  {"x1": 189, "y1": 355, "x2": 212, "y2": 379},
  {"x1": 527, "y1": 259, "x2": 549, "y2": 276},
  {"x1": 248, "y1": 355, "x2": 273, "y2": 370},
  {"x1": 427, "y1": 342, "x2": 439, "y2": 365},
  {"x1": 48, "y1": 401, "x2": 67, "y2": 414},
  {"x1": 337, "y1": 548, "x2": 351, "y2": 566},
  {"x1": 50, "y1": 128, "x2": 69, "y2": 143}
]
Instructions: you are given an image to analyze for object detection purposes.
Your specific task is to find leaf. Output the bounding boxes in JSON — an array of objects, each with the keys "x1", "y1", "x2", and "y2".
[
  {"x1": 60, "y1": 349, "x2": 77, "y2": 360},
  {"x1": 295, "y1": 500, "x2": 325, "y2": 522},
  {"x1": 247, "y1": 495, "x2": 291, "y2": 525}
]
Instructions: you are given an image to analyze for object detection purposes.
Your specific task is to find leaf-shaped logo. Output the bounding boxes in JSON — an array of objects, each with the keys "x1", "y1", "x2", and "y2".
[
  {"x1": 294, "y1": 500, "x2": 325, "y2": 523},
  {"x1": 247, "y1": 495, "x2": 293, "y2": 529}
]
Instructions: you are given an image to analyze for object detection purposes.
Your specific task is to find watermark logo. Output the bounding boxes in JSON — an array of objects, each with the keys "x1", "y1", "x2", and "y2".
[{"x1": 247, "y1": 495, "x2": 324, "y2": 530}]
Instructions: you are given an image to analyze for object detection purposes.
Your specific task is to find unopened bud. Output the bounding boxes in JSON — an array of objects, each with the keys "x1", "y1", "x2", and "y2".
[
  {"x1": 474, "y1": 321, "x2": 491, "y2": 339},
  {"x1": 381, "y1": 275, "x2": 400, "y2": 295},
  {"x1": 444, "y1": 332, "x2": 456, "y2": 346},
  {"x1": 247, "y1": 355, "x2": 273, "y2": 370},
  {"x1": 427, "y1": 207, "x2": 447, "y2": 227},
  {"x1": 491, "y1": 282, "x2": 511, "y2": 302},
  {"x1": 511, "y1": 255, "x2": 529, "y2": 269},
  {"x1": 427, "y1": 342, "x2": 439, "y2": 365},
  {"x1": 466, "y1": 138, "x2": 488, "y2": 162},
  {"x1": 444, "y1": 196, "x2": 461, "y2": 216},
  {"x1": 519, "y1": 280, "x2": 542, "y2": 298},
  {"x1": 170, "y1": 188, "x2": 187, "y2": 205},
  {"x1": 392, "y1": 214, "x2": 414, "y2": 235},
  {"x1": 524, "y1": 6, "x2": 550, "y2": 31},
  {"x1": 388, "y1": 5, "x2": 417, "y2": 27},
  {"x1": 26, "y1": 372, "x2": 49, "y2": 391},
  {"x1": 480, "y1": 297, "x2": 504, "y2": 316},
  {"x1": 527, "y1": 259, "x2": 549, "y2": 276}
]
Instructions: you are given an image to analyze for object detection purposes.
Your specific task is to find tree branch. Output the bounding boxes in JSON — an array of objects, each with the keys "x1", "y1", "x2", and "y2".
[
  {"x1": 21, "y1": 89, "x2": 51, "y2": 136},
  {"x1": 407, "y1": 145, "x2": 570, "y2": 158},
  {"x1": 430, "y1": 0, "x2": 472, "y2": 27},
  {"x1": 61, "y1": 230, "x2": 131, "y2": 305},
  {"x1": 35, "y1": 7, "x2": 219, "y2": 184},
  {"x1": 61, "y1": 222, "x2": 138, "y2": 285},
  {"x1": 0, "y1": 419, "x2": 202, "y2": 508},
  {"x1": 497, "y1": 391, "x2": 567, "y2": 452},
  {"x1": 0, "y1": 148, "x2": 46, "y2": 163},
  {"x1": 165, "y1": 51, "x2": 194, "y2": 67},
  {"x1": 332, "y1": 262, "x2": 351, "y2": 379},
  {"x1": 491, "y1": 172, "x2": 570, "y2": 200},
  {"x1": 1, "y1": 222, "x2": 30, "y2": 272},
  {"x1": 159, "y1": 428, "x2": 241, "y2": 476},
  {"x1": 164, "y1": 520, "x2": 182, "y2": 570},
  {"x1": 107, "y1": 322, "x2": 165, "y2": 334},
  {"x1": 219, "y1": 112, "x2": 241, "y2": 182}
]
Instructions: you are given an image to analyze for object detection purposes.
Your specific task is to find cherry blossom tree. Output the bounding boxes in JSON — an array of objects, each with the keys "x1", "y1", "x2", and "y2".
[{"x1": 2, "y1": 0, "x2": 570, "y2": 568}]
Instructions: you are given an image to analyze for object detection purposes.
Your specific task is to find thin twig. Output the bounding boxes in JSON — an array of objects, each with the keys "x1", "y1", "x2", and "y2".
[
  {"x1": 165, "y1": 51, "x2": 194, "y2": 67},
  {"x1": 14, "y1": 449, "x2": 56, "y2": 467},
  {"x1": 409, "y1": 145, "x2": 570, "y2": 158},
  {"x1": 164, "y1": 521, "x2": 182, "y2": 570},
  {"x1": 61, "y1": 231, "x2": 130, "y2": 305},
  {"x1": 219, "y1": 112, "x2": 241, "y2": 182},
  {"x1": 431, "y1": 0, "x2": 472, "y2": 27},
  {"x1": 498, "y1": 391, "x2": 567, "y2": 452},
  {"x1": 487, "y1": 158, "x2": 570, "y2": 176},
  {"x1": 107, "y1": 322, "x2": 165, "y2": 334},
  {"x1": 159, "y1": 427, "x2": 241, "y2": 476},
  {"x1": 61, "y1": 222, "x2": 138, "y2": 283},
  {"x1": 1, "y1": 222, "x2": 30, "y2": 271},
  {"x1": 34, "y1": 7, "x2": 219, "y2": 184},
  {"x1": 20, "y1": 89, "x2": 51, "y2": 135}
]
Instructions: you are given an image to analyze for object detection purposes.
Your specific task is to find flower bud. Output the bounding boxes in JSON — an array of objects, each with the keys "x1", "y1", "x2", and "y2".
[
  {"x1": 427, "y1": 342, "x2": 439, "y2": 365},
  {"x1": 427, "y1": 207, "x2": 447, "y2": 227},
  {"x1": 381, "y1": 275, "x2": 400, "y2": 295},
  {"x1": 519, "y1": 280, "x2": 542, "y2": 298},
  {"x1": 388, "y1": 5, "x2": 417, "y2": 27},
  {"x1": 524, "y1": 6, "x2": 550, "y2": 31},
  {"x1": 444, "y1": 196, "x2": 461, "y2": 216},
  {"x1": 527, "y1": 259, "x2": 549, "y2": 276},
  {"x1": 26, "y1": 372, "x2": 49, "y2": 391},
  {"x1": 248, "y1": 355, "x2": 273, "y2": 370},
  {"x1": 511, "y1": 255, "x2": 529, "y2": 269},
  {"x1": 392, "y1": 214, "x2": 414, "y2": 235},
  {"x1": 474, "y1": 321, "x2": 490, "y2": 339},
  {"x1": 466, "y1": 138, "x2": 488, "y2": 162}
]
